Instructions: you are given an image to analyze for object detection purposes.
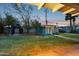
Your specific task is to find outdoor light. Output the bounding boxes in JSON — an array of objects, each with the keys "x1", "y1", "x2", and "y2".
[
  {"x1": 52, "y1": 3, "x2": 64, "y2": 12},
  {"x1": 43, "y1": 3, "x2": 64, "y2": 12},
  {"x1": 63, "y1": 8, "x2": 75, "y2": 14},
  {"x1": 72, "y1": 13, "x2": 79, "y2": 16}
]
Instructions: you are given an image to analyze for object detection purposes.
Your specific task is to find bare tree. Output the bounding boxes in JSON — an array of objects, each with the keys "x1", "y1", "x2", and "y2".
[{"x1": 13, "y1": 3, "x2": 33, "y2": 33}]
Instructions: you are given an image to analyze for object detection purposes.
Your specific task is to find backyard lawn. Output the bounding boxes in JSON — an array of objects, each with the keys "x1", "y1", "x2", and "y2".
[
  {"x1": 60, "y1": 33, "x2": 79, "y2": 39},
  {"x1": 0, "y1": 35, "x2": 79, "y2": 56}
]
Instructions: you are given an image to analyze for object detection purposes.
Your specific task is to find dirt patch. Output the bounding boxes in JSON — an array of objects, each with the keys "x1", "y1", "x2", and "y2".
[{"x1": 8, "y1": 44, "x2": 79, "y2": 56}]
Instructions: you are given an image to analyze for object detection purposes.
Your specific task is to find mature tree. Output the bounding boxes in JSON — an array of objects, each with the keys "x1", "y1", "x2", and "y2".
[
  {"x1": 31, "y1": 20, "x2": 42, "y2": 28},
  {"x1": 13, "y1": 3, "x2": 33, "y2": 33},
  {"x1": 31, "y1": 20, "x2": 42, "y2": 34},
  {"x1": 4, "y1": 13, "x2": 19, "y2": 34},
  {"x1": 72, "y1": 16, "x2": 78, "y2": 32},
  {"x1": 65, "y1": 13, "x2": 73, "y2": 32},
  {"x1": 0, "y1": 17, "x2": 4, "y2": 33},
  {"x1": 65, "y1": 13, "x2": 78, "y2": 33},
  {"x1": 4, "y1": 13, "x2": 16, "y2": 26}
]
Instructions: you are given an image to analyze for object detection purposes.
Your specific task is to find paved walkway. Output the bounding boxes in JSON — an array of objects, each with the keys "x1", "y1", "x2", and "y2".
[{"x1": 55, "y1": 35, "x2": 79, "y2": 42}]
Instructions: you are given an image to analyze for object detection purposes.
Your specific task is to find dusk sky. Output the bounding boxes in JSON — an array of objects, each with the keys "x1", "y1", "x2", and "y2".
[{"x1": 0, "y1": 3, "x2": 79, "y2": 26}]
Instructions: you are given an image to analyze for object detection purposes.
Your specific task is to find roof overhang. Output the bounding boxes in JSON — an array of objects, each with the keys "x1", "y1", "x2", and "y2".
[{"x1": 30, "y1": 3, "x2": 79, "y2": 16}]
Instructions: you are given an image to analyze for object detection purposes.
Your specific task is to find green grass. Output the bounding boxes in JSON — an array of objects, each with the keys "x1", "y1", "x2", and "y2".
[
  {"x1": 0, "y1": 35, "x2": 78, "y2": 55},
  {"x1": 60, "y1": 33, "x2": 79, "y2": 39}
]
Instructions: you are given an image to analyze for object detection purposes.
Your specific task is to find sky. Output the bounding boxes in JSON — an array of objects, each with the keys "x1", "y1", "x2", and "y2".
[{"x1": 0, "y1": 3, "x2": 79, "y2": 26}]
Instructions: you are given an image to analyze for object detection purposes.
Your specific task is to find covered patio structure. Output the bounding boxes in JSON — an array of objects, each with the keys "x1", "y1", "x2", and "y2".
[
  {"x1": 30, "y1": 3, "x2": 79, "y2": 33},
  {"x1": 31, "y1": 3, "x2": 79, "y2": 16}
]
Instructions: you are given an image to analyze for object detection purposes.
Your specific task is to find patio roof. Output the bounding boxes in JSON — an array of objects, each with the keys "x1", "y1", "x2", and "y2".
[{"x1": 31, "y1": 3, "x2": 79, "y2": 16}]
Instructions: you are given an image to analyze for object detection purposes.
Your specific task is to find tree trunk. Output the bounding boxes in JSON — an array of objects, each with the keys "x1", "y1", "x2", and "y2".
[
  {"x1": 70, "y1": 19, "x2": 73, "y2": 33},
  {"x1": 72, "y1": 19, "x2": 76, "y2": 32},
  {"x1": 27, "y1": 18, "x2": 30, "y2": 34},
  {"x1": 0, "y1": 26, "x2": 4, "y2": 34},
  {"x1": 45, "y1": 9, "x2": 48, "y2": 25}
]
